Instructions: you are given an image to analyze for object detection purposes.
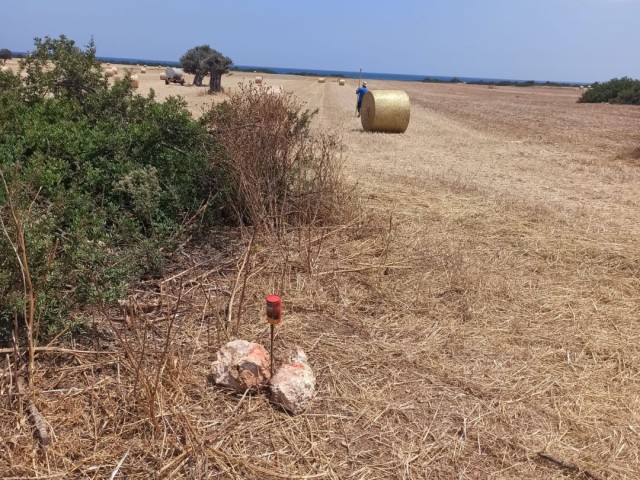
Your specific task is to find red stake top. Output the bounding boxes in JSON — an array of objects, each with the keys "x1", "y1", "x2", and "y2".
[{"x1": 266, "y1": 295, "x2": 282, "y2": 325}]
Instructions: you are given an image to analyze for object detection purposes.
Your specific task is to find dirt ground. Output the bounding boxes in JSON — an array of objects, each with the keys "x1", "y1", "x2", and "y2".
[{"x1": 2, "y1": 60, "x2": 640, "y2": 479}]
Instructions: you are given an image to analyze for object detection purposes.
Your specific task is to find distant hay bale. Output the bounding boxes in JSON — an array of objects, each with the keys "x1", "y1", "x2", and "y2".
[
  {"x1": 360, "y1": 90, "x2": 411, "y2": 134},
  {"x1": 106, "y1": 63, "x2": 111, "y2": 67},
  {"x1": 105, "y1": 69, "x2": 115, "y2": 78},
  {"x1": 160, "y1": 73, "x2": 167, "y2": 80},
  {"x1": 140, "y1": 68, "x2": 146, "y2": 74},
  {"x1": 318, "y1": 77, "x2": 325, "y2": 83},
  {"x1": 339, "y1": 79, "x2": 346, "y2": 86},
  {"x1": 130, "y1": 75, "x2": 139, "y2": 89},
  {"x1": 254, "y1": 76, "x2": 263, "y2": 84}
]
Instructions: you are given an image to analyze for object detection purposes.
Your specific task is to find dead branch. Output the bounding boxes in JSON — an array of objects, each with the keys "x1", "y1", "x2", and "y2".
[
  {"x1": 17, "y1": 376, "x2": 50, "y2": 446},
  {"x1": 537, "y1": 452, "x2": 604, "y2": 480}
]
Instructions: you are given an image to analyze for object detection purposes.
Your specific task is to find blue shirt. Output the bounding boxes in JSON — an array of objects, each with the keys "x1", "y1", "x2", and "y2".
[{"x1": 356, "y1": 86, "x2": 368, "y2": 102}]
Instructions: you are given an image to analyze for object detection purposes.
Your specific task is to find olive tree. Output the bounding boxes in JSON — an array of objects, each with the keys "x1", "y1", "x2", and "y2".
[
  {"x1": 180, "y1": 45, "x2": 232, "y2": 93},
  {"x1": 180, "y1": 45, "x2": 211, "y2": 86}
]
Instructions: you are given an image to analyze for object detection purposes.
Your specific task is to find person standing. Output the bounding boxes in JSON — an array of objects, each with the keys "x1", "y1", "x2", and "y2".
[{"x1": 356, "y1": 81, "x2": 368, "y2": 117}]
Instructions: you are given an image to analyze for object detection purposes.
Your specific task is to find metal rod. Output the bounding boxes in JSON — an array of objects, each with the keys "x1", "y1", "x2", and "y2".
[{"x1": 270, "y1": 323, "x2": 274, "y2": 376}]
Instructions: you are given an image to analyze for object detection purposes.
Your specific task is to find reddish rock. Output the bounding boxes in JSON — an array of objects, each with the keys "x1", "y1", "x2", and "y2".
[
  {"x1": 269, "y1": 348, "x2": 315, "y2": 414},
  {"x1": 212, "y1": 340, "x2": 271, "y2": 392}
]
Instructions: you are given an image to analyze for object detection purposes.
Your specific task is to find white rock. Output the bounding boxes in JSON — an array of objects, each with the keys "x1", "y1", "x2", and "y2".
[
  {"x1": 212, "y1": 340, "x2": 271, "y2": 392},
  {"x1": 269, "y1": 348, "x2": 315, "y2": 414}
]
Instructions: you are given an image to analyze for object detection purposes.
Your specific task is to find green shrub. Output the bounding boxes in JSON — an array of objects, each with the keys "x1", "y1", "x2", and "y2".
[
  {"x1": 0, "y1": 36, "x2": 217, "y2": 341},
  {"x1": 578, "y1": 77, "x2": 640, "y2": 105}
]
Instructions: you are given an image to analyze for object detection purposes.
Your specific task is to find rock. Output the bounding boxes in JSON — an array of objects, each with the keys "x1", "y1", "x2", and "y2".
[
  {"x1": 212, "y1": 340, "x2": 271, "y2": 392},
  {"x1": 269, "y1": 348, "x2": 315, "y2": 414}
]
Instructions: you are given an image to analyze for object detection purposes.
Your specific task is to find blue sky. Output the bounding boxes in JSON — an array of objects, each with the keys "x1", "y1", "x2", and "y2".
[{"x1": 1, "y1": 0, "x2": 638, "y2": 82}]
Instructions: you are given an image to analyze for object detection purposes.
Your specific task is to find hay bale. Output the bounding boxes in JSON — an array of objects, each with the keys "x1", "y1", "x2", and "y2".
[
  {"x1": 140, "y1": 68, "x2": 146, "y2": 74},
  {"x1": 254, "y1": 76, "x2": 263, "y2": 84},
  {"x1": 130, "y1": 75, "x2": 139, "y2": 89},
  {"x1": 360, "y1": 90, "x2": 410, "y2": 134},
  {"x1": 318, "y1": 77, "x2": 325, "y2": 83},
  {"x1": 111, "y1": 67, "x2": 118, "y2": 75},
  {"x1": 339, "y1": 79, "x2": 346, "y2": 86},
  {"x1": 160, "y1": 73, "x2": 167, "y2": 80},
  {"x1": 105, "y1": 69, "x2": 115, "y2": 78}
]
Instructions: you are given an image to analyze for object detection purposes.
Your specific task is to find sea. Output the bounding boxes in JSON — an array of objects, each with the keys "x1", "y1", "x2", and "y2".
[{"x1": 96, "y1": 56, "x2": 587, "y2": 86}]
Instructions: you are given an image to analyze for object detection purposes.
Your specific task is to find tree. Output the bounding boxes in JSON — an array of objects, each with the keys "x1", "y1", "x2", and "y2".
[
  {"x1": 0, "y1": 49, "x2": 11, "y2": 62},
  {"x1": 204, "y1": 50, "x2": 232, "y2": 93},
  {"x1": 180, "y1": 45, "x2": 232, "y2": 93},
  {"x1": 180, "y1": 45, "x2": 211, "y2": 86}
]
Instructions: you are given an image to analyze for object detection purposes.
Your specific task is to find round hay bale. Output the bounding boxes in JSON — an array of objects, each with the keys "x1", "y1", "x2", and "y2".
[
  {"x1": 140, "y1": 68, "x2": 146, "y2": 74},
  {"x1": 318, "y1": 77, "x2": 325, "y2": 83},
  {"x1": 254, "y1": 76, "x2": 263, "y2": 84},
  {"x1": 130, "y1": 75, "x2": 139, "y2": 89},
  {"x1": 160, "y1": 73, "x2": 167, "y2": 80},
  {"x1": 111, "y1": 67, "x2": 118, "y2": 75},
  {"x1": 105, "y1": 69, "x2": 115, "y2": 78},
  {"x1": 106, "y1": 63, "x2": 111, "y2": 67},
  {"x1": 339, "y1": 78, "x2": 346, "y2": 86},
  {"x1": 360, "y1": 90, "x2": 410, "y2": 134}
]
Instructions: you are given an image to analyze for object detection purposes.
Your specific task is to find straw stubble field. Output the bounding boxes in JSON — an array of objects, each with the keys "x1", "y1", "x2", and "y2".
[{"x1": 2, "y1": 63, "x2": 640, "y2": 479}]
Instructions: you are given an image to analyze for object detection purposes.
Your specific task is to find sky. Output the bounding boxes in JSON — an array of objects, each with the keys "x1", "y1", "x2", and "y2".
[{"x1": 1, "y1": 0, "x2": 639, "y2": 82}]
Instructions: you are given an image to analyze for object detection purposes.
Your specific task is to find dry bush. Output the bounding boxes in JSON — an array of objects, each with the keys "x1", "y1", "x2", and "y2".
[{"x1": 203, "y1": 84, "x2": 355, "y2": 234}]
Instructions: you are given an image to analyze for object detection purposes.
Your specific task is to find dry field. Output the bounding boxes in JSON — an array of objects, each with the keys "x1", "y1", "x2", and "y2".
[{"x1": 2, "y1": 62, "x2": 640, "y2": 479}]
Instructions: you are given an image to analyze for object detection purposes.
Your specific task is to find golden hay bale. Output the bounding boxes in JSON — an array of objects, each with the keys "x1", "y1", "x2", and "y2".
[
  {"x1": 160, "y1": 73, "x2": 167, "y2": 80},
  {"x1": 360, "y1": 90, "x2": 411, "y2": 134},
  {"x1": 339, "y1": 79, "x2": 346, "y2": 86},
  {"x1": 104, "y1": 69, "x2": 115, "y2": 78},
  {"x1": 111, "y1": 67, "x2": 118, "y2": 75},
  {"x1": 130, "y1": 75, "x2": 139, "y2": 89},
  {"x1": 318, "y1": 77, "x2": 325, "y2": 83},
  {"x1": 254, "y1": 76, "x2": 263, "y2": 84},
  {"x1": 140, "y1": 68, "x2": 146, "y2": 74},
  {"x1": 106, "y1": 63, "x2": 111, "y2": 67}
]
